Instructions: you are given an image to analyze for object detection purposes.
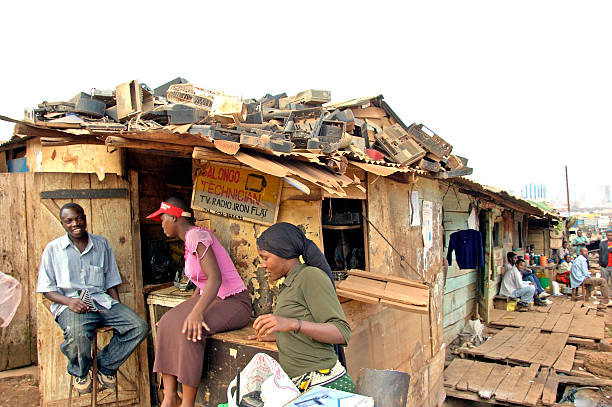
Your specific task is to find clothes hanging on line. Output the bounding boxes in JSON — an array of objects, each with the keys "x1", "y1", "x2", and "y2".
[{"x1": 447, "y1": 229, "x2": 484, "y2": 269}]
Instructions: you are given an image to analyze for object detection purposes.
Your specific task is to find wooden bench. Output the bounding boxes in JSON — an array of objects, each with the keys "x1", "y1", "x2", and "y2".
[{"x1": 493, "y1": 295, "x2": 519, "y2": 310}]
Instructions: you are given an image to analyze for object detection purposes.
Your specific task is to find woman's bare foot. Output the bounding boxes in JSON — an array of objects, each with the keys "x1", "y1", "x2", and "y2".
[{"x1": 160, "y1": 393, "x2": 180, "y2": 407}]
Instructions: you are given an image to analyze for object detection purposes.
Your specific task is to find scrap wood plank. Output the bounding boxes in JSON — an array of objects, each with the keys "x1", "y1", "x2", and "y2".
[
  {"x1": 456, "y1": 361, "x2": 482, "y2": 391},
  {"x1": 381, "y1": 281, "x2": 428, "y2": 306},
  {"x1": 347, "y1": 269, "x2": 428, "y2": 289},
  {"x1": 508, "y1": 331, "x2": 547, "y2": 364},
  {"x1": 466, "y1": 327, "x2": 519, "y2": 356},
  {"x1": 571, "y1": 301, "x2": 585, "y2": 314},
  {"x1": 533, "y1": 332, "x2": 569, "y2": 367},
  {"x1": 552, "y1": 313, "x2": 573, "y2": 333},
  {"x1": 336, "y1": 289, "x2": 379, "y2": 304},
  {"x1": 522, "y1": 312, "x2": 547, "y2": 328},
  {"x1": 489, "y1": 311, "x2": 517, "y2": 327},
  {"x1": 509, "y1": 311, "x2": 536, "y2": 328},
  {"x1": 444, "y1": 358, "x2": 475, "y2": 388},
  {"x1": 379, "y1": 299, "x2": 428, "y2": 314},
  {"x1": 506, "y1": 363, "x2": 541, "y2": 404},
  {"x1": 487, "y1": 327, "x2": 533, "y2": 360},
  {"x1": 568, "y1": 316, "x2": 605, "y2": 340},
  {"x1": 466, "y1": 361, "x2": 496, "y2": 393},
  {"x1": 523, "y1": 367, "x2": 549, "y2": 407},
  {"x1": 488, "y1": 308, "x2": 508, "y2": 322},
  {"x1": 540, "y1": 369, "x2": 558, "y2": 405},
  {"x1": 494, "y1": 366, "x2": 526, "y2": 402},
  {"x1": 552, "y1": 345, "x2": 576, "y2": 374},
  {"x1": 556, "y1": 374, "x2": 612, "y2": 387},
  {"x1": 557, "y1": 299, "x2": 575, "y2": 314},
  {"x1": 336, "y1": 276, "x2": 386, "y2": 298},
  {"x1": 567, "y1": 337, "x2": 595, "y2": 346},
  {"x1": 478, "y1": 364, "x2": 511, "y2": 399},
  {"x1": 534, "y1": 303, "x2": 553, "y2": 313},
  {"x1": 540, "y1": 313, "x2": 561, "y2": 332}
]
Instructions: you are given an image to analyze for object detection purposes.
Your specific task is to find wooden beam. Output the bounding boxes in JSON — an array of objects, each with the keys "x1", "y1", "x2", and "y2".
[
  {"x1": 192, "y1": 146, "x2": 241, "y2": 164},
  {"x1": 105, "y1": 136, "x2": 193, "y2": 155}
]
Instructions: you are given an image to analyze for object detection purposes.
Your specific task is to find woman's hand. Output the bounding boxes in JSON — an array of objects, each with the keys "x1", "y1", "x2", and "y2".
[
  {"x1": 253, "y1": 314, "x2": 298, "y2": 339},
  {"x1": 182, "y1": 310, "x2": 211, "y2": 342}
]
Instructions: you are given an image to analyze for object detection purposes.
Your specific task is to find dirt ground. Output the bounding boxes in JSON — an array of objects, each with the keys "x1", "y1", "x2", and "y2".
[{"x1": 0, "y1": 374, "x2": 39, "y2": 407}]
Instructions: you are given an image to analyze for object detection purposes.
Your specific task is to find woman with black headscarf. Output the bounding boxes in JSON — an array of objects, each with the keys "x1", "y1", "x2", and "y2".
[{"x1": 250, "y1": 222, "x2": 354, "y2": 393}]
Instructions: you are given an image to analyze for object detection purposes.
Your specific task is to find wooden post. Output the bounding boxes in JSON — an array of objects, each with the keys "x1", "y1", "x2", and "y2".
[{"x1": 565, "y1": 166, "x2": 571, "y2": 215}]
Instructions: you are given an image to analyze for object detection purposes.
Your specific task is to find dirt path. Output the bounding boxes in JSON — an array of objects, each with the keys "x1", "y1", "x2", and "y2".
[{"x1": 0, "y1": 374, "x2": 39, "y2": 407}]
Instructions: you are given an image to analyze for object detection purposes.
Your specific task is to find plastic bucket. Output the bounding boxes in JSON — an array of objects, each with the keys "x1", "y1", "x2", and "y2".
[{"x1": 538, "y1": 277, "x2": 550, "y2": 290}]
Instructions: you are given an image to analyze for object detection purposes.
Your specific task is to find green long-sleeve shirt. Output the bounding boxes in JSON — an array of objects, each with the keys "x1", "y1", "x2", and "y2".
[{"x1": 273, "y1": 264, "x2": 351, "y2": 378}]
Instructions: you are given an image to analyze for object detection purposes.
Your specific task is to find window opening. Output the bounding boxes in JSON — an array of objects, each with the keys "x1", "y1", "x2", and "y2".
[{"x1": 321, "y1": 198, "x2": 367, "y2": 280}]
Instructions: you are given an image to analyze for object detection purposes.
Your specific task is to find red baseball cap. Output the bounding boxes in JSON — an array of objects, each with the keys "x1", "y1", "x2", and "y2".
[{"x1": 146, "y1": 201, "x2": 191, "y2": 222}]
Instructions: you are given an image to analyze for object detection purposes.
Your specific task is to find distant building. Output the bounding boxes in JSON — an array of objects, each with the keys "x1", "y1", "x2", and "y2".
[
  {"x1": 521, "y1": 183, "x2": 547, "y2": 201},
  {"x1": 604, "y1": 185, "x2": 611, "y2": 204}
]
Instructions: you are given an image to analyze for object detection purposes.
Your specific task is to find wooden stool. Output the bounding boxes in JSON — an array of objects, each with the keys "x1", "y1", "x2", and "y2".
[
  {"x1": 571, "y1": 286, "x2": 587, "y2": 301},
  {"x1": 68, "y1": 326, "x2": 119, "y2": 407}
]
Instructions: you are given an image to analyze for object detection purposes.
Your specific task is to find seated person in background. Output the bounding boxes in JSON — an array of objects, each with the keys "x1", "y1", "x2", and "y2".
[
  {"x1": 556, "y1": 241, "x2": 570, "y2": 263},
  {"x1": 500, "y1": 258, "x2": 537, "y2": 311},
  {"x1": 504, "y1": 251, "x2": 516, "y2": 275},
  {"x1": 557, "y1": 254, "x2": 573, "y2": 285},
  {"x1": 521, "y1": 258, "x2": 552, "y2": 303},
  {"x1": 570, "y1": 247, "x2": 611, "y2": 304},
  {"x1": 506, "y1": 252, "x2": 551, "y2": 304}
]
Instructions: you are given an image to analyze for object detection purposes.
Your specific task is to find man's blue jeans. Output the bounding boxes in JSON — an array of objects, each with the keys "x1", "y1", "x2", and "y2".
[
  {"x1": 56, "y1": 303, "x2": 149, "y2": 378},
  {"x1": 523, "y1": 272, "x2": 544, "y2": 295},
  {"x1": 512, "y1": 285, "x2": 536, "y2": 304}
]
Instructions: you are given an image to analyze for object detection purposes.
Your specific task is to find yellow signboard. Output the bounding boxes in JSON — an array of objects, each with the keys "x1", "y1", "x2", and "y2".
[{"x1": 192, "y1": 162, "x2": 282, "y2": 225}]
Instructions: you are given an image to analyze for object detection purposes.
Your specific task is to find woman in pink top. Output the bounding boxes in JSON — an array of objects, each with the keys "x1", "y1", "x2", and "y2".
[{"x1": 147, "y1": 197, "x2": 251, "y2": 407}]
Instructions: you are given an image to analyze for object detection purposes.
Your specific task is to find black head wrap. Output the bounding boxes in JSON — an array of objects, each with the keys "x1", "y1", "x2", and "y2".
[
  {"x1": 256, "y1": 222, "x2": 346, "y2": 367},
  {"x1": 256, "y1": 222, "x2": 334, "y2": 285}
]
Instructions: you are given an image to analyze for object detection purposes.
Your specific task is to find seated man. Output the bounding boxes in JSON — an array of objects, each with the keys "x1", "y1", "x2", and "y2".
[
  {"x1": 506, "y1": 252, "x2": 551, "y2": 304},
  {"x1": 570, "y1": 247, "x2": 611, "y2": 304},
  {"x1": 36, "y1": 203, "x2": 149, "y2": 394},
  {"x1": 500, "y1": 258, "x2": 537, "y2": 311}
]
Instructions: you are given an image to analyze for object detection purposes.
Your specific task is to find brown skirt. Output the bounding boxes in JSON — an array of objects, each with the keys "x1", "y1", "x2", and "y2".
[{"x1": 153, "y1": 290, "x2": 251, "y2": 387}]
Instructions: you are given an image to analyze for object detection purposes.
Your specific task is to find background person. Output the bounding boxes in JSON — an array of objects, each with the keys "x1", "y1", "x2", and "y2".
[
  {"x1": 500, "y1": 258, "x2": 537, "y2": 311},
  {"x1": 573, "y1": 230, "x2": 589, "y2": 254},
  {"x1": 598, "y1": 230, "x2": 612, "y2": 285},
  {"x1": 571, "y1": 247, "x2": 611, "y2": 304}
]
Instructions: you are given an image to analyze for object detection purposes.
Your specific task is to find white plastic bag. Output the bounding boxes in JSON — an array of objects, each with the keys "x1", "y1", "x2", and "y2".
[
  {"x1": 0, "y1": 272, "x2": 21, "y2": 327},
  {"x1": 551, "y1": 281, "x2": 561, "y2": 296},
  {"x1": 227, "y1": 353, "x2": 300, "y2": 407}
]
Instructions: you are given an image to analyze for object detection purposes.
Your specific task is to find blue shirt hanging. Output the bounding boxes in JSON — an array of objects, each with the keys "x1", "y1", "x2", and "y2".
[{"x1": 447, "y1": 229, "x2": 484, "y2": 269}]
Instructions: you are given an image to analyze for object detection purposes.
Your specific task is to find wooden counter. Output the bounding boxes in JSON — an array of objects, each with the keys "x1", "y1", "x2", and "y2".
[{"x1": 147, "y1": 286, "x2": 278, "y2": 407}]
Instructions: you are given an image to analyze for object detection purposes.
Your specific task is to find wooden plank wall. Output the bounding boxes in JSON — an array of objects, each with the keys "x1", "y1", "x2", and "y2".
[
  {"x1": 26, "y1": 172, "x2": 150, "y2": 407},
  {"x1": 26, "y1": 139, "x2": 124, "y2": 179},
  {"x1": 442, "y1": 191, "x2": 477, "y2": 344},
  {"x1": 484, "y1": 211, "x2": 520, "y2": 322},
  {"x1": 0, "y1": 173, "x2": 35, "y2": 370},
  {"x1": 360, "y1": 175, "x2": 445, "y2": 407},
  {"x1": 205, "y1": 194, "x2": 323, "y2": 316}
]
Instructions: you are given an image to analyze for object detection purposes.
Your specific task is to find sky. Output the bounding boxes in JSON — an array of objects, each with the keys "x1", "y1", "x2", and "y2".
[{"x1": 1, "y1": 1, "x2": 611, "y2": 203}]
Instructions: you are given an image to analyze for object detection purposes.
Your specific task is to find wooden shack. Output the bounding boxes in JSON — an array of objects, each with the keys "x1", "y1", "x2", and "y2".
[
  {"x1": 0, "y1": 94, "x2": 478, "y2": 407},
  {"x1": 440, "y1": 177, "x2": 561, "y2": 342}
]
